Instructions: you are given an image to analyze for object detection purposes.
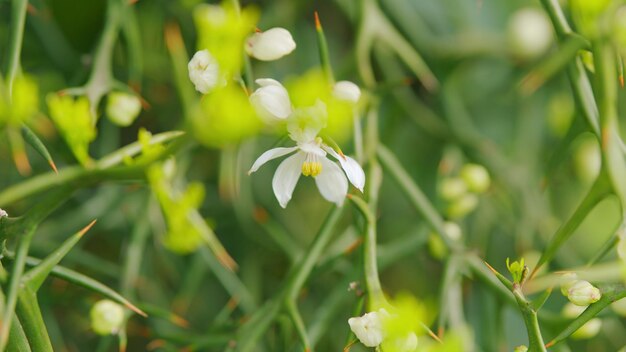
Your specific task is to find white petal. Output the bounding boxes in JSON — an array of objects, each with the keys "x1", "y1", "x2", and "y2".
[
  {"x1": 272, "y1": 152, "x2": 305, "y2": 208},
  {"x1": 249, "y1": 147, "x2": 298, "y2": 174},
  {"x1": 333, "y1": 81, "x2": 361, "y2": 103},
  {"x1": 255, "y1": 78, "x2": 282, "y2": 87},
  {"x1": 246, "y1": 27, "x2": 296, "y2": 61},
  {"x1": 250, "y1": 80, "x2": 292, "y2": 122},
  {"x1": 315, "y1": 157, "x2": 348, "y2": 206},
  {"x1": 323, "y1": 146, "x2": 365, "y2": 192}
]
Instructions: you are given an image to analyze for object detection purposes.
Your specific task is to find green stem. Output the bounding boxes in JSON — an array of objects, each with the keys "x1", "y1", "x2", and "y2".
[
  {"x1": 5, "y1": 0, "x2": 28, "y2": 97},
  {"x1": 285, "y1": 300, "x2": 311, "y2": 351},
  {"x1": 512, "y1": 288, "x2": 547, "y2": 352},
  {"x1": 16, "y1": 290, "x2": 53, "y2": 352},
  {"x1": 0, "y1": 225, "x2": 36, "y2": 351}
]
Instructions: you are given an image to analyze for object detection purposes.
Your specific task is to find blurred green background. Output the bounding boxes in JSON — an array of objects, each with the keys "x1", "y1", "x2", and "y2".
[{"x1": 2, "y1": 0, "x2": 626, "y2": 351}]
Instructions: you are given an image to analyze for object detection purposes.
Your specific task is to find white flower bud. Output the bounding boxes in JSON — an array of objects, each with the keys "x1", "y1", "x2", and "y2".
[
  {"x1": 460, "y1": 163, "x2": 490, "y2": 193},
  {"x1": 443, "y1": 221, "x2": 462, "y2": 241},
  {"x1": 348, "y1": 309, "x2": 386, "y2": 347},
  {"x1": 188, "y1": 49, "x2": 221, "y2": 94},
  {"x1": 0, "y1": 209, "x2": 7, "y2": 218},
  {"x1": 246, "y1": 28, "x2": 296, "y2": 61},
  {"x1": 249, "y1": 78, "x2": 292, "y2": 122},
  {"x1": 106, "y1": 92, "x2": 141, "y2": 127},
  {"x1": 507, "y1": 8, "x2": 553, "y2": 60},
  {"x1": 90, "y1": 300, "x2": 125, "y2": 335},
  {"x1": 567, "y1": 280, "x2": 601, "y2": 306},
  {"x1": 333, "y1": 81, "x2": 361, "y2": 103},
  {"x1": 559, "y1": 272, "x2": 578, "y2": 296}
]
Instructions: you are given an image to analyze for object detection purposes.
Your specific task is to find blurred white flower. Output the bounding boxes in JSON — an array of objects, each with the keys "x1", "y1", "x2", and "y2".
[
  {"x1": 0, "y1": 209, "x2": 7, "y2": 218},
  {"x1": 508, "y1": 8, "x2": 553, "y2": 60},
  {"x1": 246, "y1": 28, "x2": 296, "y2": 61},
  {"x1": 106, "y1": 92, "x2": 142, "y2": 127},
  {"x1": 567, "y1": 280, "x2": 601, "y2": 306},
  {"x1": 249, "y1": 116, "x2": 364, "y2": 208},
  {"x1": 348, "y1": 309, "x2": 387, "y2": 347},
  {"x1": 333, "y1": 81, "x2": 361, "y2": 103},
  {"x1": 249, "y1": 78, "x2": 292, "y2": 122},
  {"x1": 188, "y1": 49, "x2": 221, "y2": 94}
]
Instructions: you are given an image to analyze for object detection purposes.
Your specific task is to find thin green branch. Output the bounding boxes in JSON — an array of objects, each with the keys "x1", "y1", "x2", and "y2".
[{"x1": 5, "y1": 0, "x2": 28, "y2": 97}]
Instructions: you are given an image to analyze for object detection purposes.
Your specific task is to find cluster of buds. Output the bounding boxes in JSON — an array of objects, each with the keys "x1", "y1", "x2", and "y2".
[{"x1": 438, "y1": 163, "x2": 490, "y2": 219}]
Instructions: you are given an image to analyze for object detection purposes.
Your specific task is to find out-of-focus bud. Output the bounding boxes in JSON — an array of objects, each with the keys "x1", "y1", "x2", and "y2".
[
  {"x1": 567, "y1": 280, "x2": 601, "y2": 306},
  {"x1": 348, "y1": 310, "x2": 386, "y2": 347},
  {"x1": 188, "y1": 49, "x2": 221, "y2": 94},
  {"x1": 90, "y1": 300, "x2": 125, "y2": 335},
  {"x1": 562, "y1": 302, "x2": 602, "y2": 339},
  {"x1": 612, "y1": 297, "x2": 626, "y2": 316},
  {"x1": 106, "y1": 92, "x2": 141, "y2": 127},
  {"x1": 446, "y1": 193, "x2": 478, "y2": 219},
  {"x1": 444, "y1": 222, "x2": 462, "y2": 241},
  {"x1": 249, "y1": 78, "x2": 292, "y2": 122},
  {"x1": 507, "y1": 8, "x2": 553, "y2": 60},
  {"x1": 439, "y1": 177, "x2": 467, "y2": 201},
  {"x1": 246, "y1": 27, "x2": 296, "y2": 61},
  {"x1": 514, "y1": 346, "x2": 528, "y2": 352},
  {"x1": 460, "y1": 163, "x2": 490, "y2": 194},
  {"x1": 574, "y1": 136, "x2": 601, "y2": 183},
  {"x1": 559, "y1": 272, "x2": 578, "y2": 296},
  {"x1": 0, "y1": 209, "x2": 7, "y2": 218},
  {"x1": 333, "y1": 81, "x2": 361, "y2": 103}
]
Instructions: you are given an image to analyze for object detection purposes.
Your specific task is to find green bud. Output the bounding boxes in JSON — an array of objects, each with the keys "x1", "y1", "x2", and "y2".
[
  {"x1": 106, "y1": 92, "x2": 142, "y2": 127},
  {"x1": 506, "y1": 257, "x2": 526, "y2": 284},
  {"x1": 514, "y1": 345, "x2": 528, "y2": 352},
  {"x1": 90, "y1": 300, "x2": 125, "y2": 335},
  {"x1": 460, "y1": 164, "x2": 490, "y2": 194},
  {"x1": 446, "y1": 193, "x2": 478, "y2": 219},
  {"x1": 439, "y1": 177, "x2": 467, "y2": 201}
]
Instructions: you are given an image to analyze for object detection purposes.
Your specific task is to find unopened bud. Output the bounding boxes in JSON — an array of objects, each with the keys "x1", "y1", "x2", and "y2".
[
  {"x1": 514, "y1": 346, "x2": 528, "y2": 352},
  {"x1": 333, "y1": 81, "x2": 361, "y2": 103},
  {"x1": 567, "y1": 280, "x2": 601, "y2": 306},
  {"x1": 460, "y1": 163, "x2": 490, "y2": 193},
  {"x1": 439, "y1": 177, "x2": 467, "y2": 201},
  {"x1": 188, "y1": 49, "x2": 221, "y2": 94},
  {"x1": 446, "y1": 193, "x2": 478, "y2": 219},
  {"x1": 249, "y1": 78, "x2": 292, "y2": 122},
  {"x1": 246, "y1": 27, "x2": 296, "y2": 61},
  {"x1": 90, "y1": 300, "x2": 125, "y2": 335},
  {"x1": 559, "y1": 272, "x2": 578, "y2": 296},
  {"x1": 106, "y1": 92, "x2": 141, "y2": 127},
  {"x1": 507, "y1": 8, "x2": 553, "y2": 60}
]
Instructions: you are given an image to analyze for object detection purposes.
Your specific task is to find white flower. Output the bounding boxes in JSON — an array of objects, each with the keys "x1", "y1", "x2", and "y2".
[
  {"x1": 249, "y1": 118, "x2": 365, "y2": 208},
  {"x1": 246, "y1": 27, "x2": 296, "y2": 61},
  {"x1": 0, "y1": 209, "x2": 7, "y2": 218},
  {"x1": 333, "y1": 81, "x2": 361, "y2": 103},
  {"x1": 567, "y1": 280, "x2": 601, "y2": 306},
  {"x1": 348, "y1": 310, "x2": 386, "y2": 347},
  {"x1": 188, "y1": 49, "x2": 221, "y2": 94},
  {"x1": 249, "y1": 79, "x2": 292, "y2": 122},
  {"x1": 106, "y1": 92, "x2": 142, "y2": 127}
]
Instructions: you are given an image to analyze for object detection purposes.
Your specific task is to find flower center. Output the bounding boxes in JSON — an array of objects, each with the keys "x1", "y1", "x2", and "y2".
[{"x1": 302, "y1": 153, "x2": 322, "y2": 177}]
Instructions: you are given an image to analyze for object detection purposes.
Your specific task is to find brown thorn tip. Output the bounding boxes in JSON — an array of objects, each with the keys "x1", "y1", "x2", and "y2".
[
  {"x1": 79, "y1": 219, "x2": 98, "y2": 237},
  {"x1": 483, "y1": 260, "x2": 497, "y2": 274},
  {"x1": 620, "y1": 75, "x2": 624, "y2": 88},
  {"x1": 127, "y1": 303, "x2": 148, "y2": 317},
  {"x1": 546, "y1": 341, "x2": 555, "y2": 348},
  {"x1": 49, "y1": 160, "x2": 58, "y2": 174},
  {"x1": 314, "y1": 11, "x2": 321, "y2": 30}
]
